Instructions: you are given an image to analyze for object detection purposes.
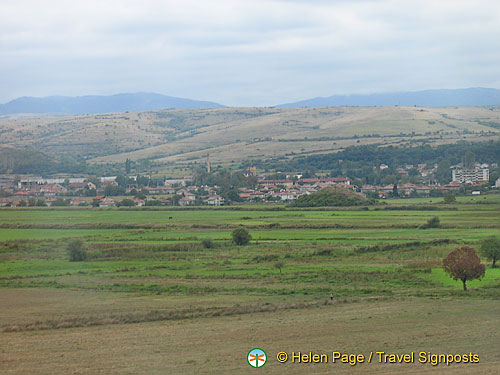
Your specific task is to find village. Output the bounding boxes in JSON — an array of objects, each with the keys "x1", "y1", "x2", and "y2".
[{"x1": 0, "y1": 161, "x2": 496, "y2": 208}]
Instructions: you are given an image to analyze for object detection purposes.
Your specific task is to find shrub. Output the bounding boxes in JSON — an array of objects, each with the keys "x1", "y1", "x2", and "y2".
[
  {"x1": 420, "y1": 216, "x2": 440, "y2": 229},
  {"x1": 253, "y1": 254, "x2": 279, "y2": 262},
  {"x1": 118, "y1": 198, "x2": 135, "y2": 207},
  {"x1": 232, "y1": 228, "x2": 251, "y2": 245},
  {"x1": 443, "y1": 193, "x2": 456, "y2": 204},
  {"x1": 67, "y1": 240, "x2": 87, "y2": 261},
  {"x1": 201, "y1": 238, "x2": 215, "y2": 249}
]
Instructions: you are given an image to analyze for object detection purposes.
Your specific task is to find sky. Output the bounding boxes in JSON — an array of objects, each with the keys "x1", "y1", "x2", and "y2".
[{"x1": 1, "y1": 0, "x2": 500, "y2": 106}]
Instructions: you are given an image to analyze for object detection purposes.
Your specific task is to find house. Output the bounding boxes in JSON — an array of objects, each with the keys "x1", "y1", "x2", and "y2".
[
  {"x1": 39, "y1": 184, "x2": 67, "y2": 197},
  {"x1": 361, "y1": 185, "x2": 377, "y2": 193},
  {"x1": 70, "y1": 197, "x2": 87, "y2": 206},
  {"x1": 206, "y1": 195, "x2": 224, "y2": 206},
  {"x1": 259, "y1": 179, "x2": 294, "y2": 188},
  {"x1": 45, "y1": 198, "x2": 57, "y2": 207},
  {"x1": 134, "y1": 198, "x2": 145, "y2": 207},
  {"x1": 399, "y1": 183, "x2": 418, "y2": 196},
  {"x1": 300, "y1": 177, "x2": 351, "y2": 186},
  {"x1": 99, "y1": 198, "x2": 115, "y2": 208},
  {"x1": 272, "y1": 190, "x2": 300, "y2": 201},
  {"x1": 443, "y1": 181, "x2": 461, "y2": 191},
  {"x1": 397, "y1": 168, "x2": 409, "y2": 176},
  {"x1": 69, "y1": 182, "x2": 96, "y2": 191},
  {"x1": 414, "y1": 186, "x2": 431, "y2": 195},
  {"x1": 0, "y1": 199, "x2": 11, "y2": 207},
  {"x1": 178, "y1": 197, "x2": 194, "y2": 206}
]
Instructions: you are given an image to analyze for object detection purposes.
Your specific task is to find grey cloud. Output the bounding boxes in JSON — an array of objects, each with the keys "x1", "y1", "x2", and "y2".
[{"x1": 0, "y1": 0, "x2": 499, "y2": 106}]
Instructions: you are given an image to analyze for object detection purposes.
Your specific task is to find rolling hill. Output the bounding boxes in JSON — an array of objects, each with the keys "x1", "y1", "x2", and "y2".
[{"x1": 0, "y1": 106, "x2": 499, "y2": 171}]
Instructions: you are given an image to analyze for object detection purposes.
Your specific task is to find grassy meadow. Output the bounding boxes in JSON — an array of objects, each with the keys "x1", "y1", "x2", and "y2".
[{"x1": 1, "y1": 196, "x2": 499, "y2": 374}]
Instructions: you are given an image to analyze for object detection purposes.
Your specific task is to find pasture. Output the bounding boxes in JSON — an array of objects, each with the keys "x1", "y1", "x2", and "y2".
[{"x1": 0, "y1": 197, "x2": 499, "y2": 374}]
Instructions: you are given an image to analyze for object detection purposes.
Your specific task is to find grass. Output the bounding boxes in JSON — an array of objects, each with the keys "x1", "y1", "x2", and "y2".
[
  {"x1": 0, "y1": 199, "x2": 499, "y2": 374},
  {"x1": 2, "y1": 297, "x2": 499, "y2": 374},
  {"x1": 419, "y1": 267, "x2": 500, "y2": 289}
]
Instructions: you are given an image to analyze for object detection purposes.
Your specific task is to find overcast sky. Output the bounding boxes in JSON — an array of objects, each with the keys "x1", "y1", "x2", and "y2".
[{"x1": 1, "y1": 0, "x2": 499, "y2": 106}]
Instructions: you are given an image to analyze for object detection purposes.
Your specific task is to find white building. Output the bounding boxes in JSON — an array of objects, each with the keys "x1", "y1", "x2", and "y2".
[
  {"x1": 206, "y1": 195, "x2": 224, "y2": 206},
  {"x1": 451, "y1": 163, "x2": 489, "y2": 184}
]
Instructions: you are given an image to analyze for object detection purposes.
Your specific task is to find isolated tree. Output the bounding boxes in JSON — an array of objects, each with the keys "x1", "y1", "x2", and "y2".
[
  {"x1": 443, "y1": 193, "x2": 456, "y2": 204},
  {"x1": 67, "y1": 239, "x2": 87, "y2": 262},
  {"x1": 443, "y1": 246, "x2": 485, "y2": 291},
  {"x1": 479, "y1": 236, "x2": 500, "y2": 268},
  {"x1": 232, "y1": 227, "x2": 251, "y2": 246},
  {"x1": 274, "y1": 261, "x2": 284, "y2": 274}
]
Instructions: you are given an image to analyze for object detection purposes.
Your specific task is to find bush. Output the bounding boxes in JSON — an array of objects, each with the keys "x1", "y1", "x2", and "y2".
[
  {"x1": 67, "y1": 240, "x2": 87, "y2": 261},
  {"x1": 274, "y1": 261, "x2": 285, "y2": 273},
  {"x1": 201, "y1": 238, "x2": 215, "y2": 249},
  {"x1": 420, "y1": 216, "x2": 440, "y2": 229},
  {"x1": 118, "y1": 198, "x2": 135, "y2": 207},
  {"x1": 232, "y1": 227, "x2": 251, "y2": 245}
]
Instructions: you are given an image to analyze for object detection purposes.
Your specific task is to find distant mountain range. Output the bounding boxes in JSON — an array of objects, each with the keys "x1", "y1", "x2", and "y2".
[
  {"x1": 0, "y1": 93, "x2": 224, "y2": 116},
  {"x1": 2, "y1": 88, "x2": 500, "y2": 116},
  {"x1": 277, "y1": 88, "x2": 500, "y2": 108}
]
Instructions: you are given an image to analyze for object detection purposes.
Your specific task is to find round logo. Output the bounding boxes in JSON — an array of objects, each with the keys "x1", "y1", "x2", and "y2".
[{"x1": 247, "y1": 348, "x2": 267, "y2": 368}]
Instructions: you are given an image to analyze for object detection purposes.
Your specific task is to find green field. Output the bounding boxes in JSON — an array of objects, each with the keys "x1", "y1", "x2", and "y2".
[{"x1": 1, "y1": 197, "x2": 499, "y2": 374}]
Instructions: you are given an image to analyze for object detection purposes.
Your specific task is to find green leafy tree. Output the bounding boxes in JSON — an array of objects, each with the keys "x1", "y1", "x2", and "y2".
[
  {"x1": 232, "y1": 227, "x2": 251, "y2": 246},
  {"x1": 392, "y1": 184, "x2": 399, "y2": 197},
  {"x1": 35, "y1": 199, "x2": 46, "y2": 207},
  {"x1": 479, "y1": 236, "x2": 500, "y2": 268},
  {"x1": 464, "y1": 151, "x2": 475, "y2": 168},
  {"x1": 104, "y1": 185, "x2": 125, "y2": 196},
  {"x1": 125, "y1": 158, "x2": 132, "y2": 174},
  {"x1": 118, "y1": 198, "x2": 135, "y2": 207},
  {"x1": 52, "y1": 198, "x2": 69, "y2": 206},
  {"x1": 443, "y1": 246, "x2": 485, "y2": 291},
  {"x1": 443, "y1": 193, "x2": 456, "y2": 204},
  {"x1": 274, "y1": 260, "x2": 284, "y2": 274},
  {"x1": 67, "y1": 240, "x2": 87, "y2": 262},
  {"x1": 435, "y1": 160, "x2": 451, "y2": 183}
]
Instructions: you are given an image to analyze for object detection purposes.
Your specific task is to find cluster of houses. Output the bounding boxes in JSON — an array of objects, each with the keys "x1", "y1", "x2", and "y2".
[
  {"x1": 392, "y1": 163, "x2": 435, "y2": 177},
  {"x1": 0, "y1": 163, "x2": 497, "y2": 207}
]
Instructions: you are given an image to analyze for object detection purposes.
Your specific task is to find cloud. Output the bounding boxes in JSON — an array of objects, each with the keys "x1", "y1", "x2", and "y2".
[{"x1": 1, "y1": 0, "x2": 499, "y2": 105}]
